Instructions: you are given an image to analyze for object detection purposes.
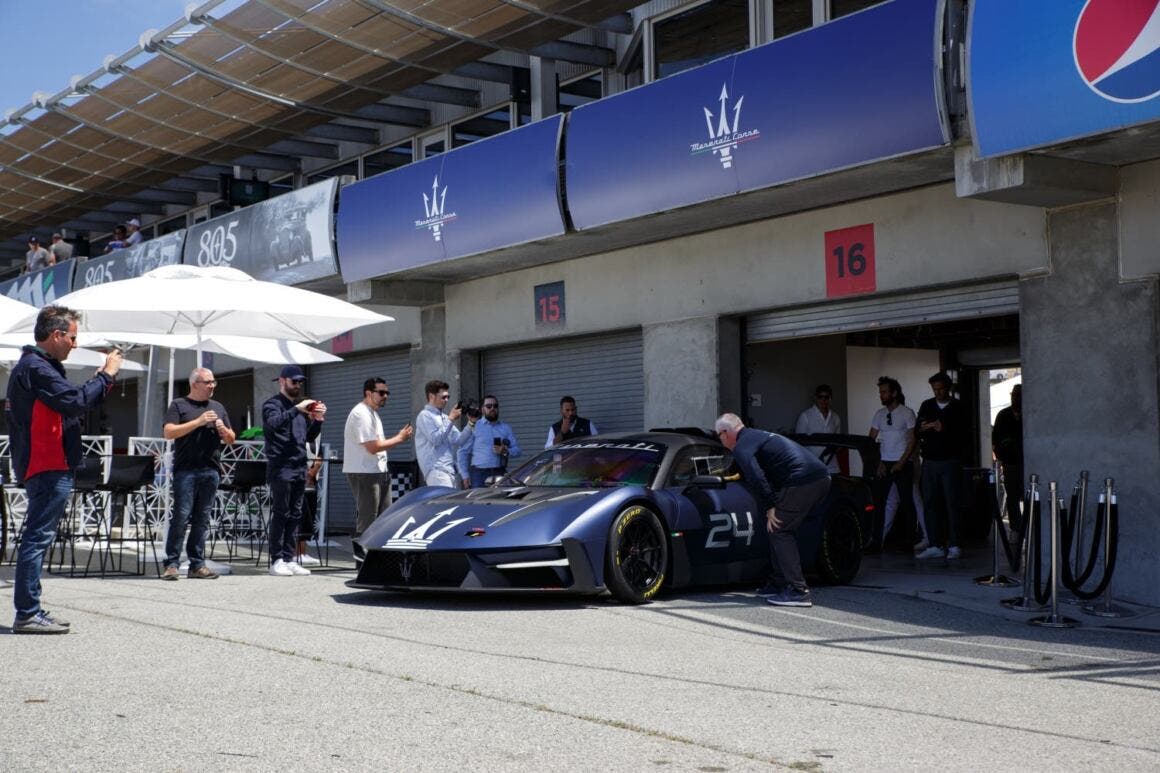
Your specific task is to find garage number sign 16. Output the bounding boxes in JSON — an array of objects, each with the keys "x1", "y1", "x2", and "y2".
[
  {"x1": 535, "y1": 280, "x2": 566, "y2": 327},
  {"x1": 824, "y1": 223, "x2": 876, "y2": 298}
]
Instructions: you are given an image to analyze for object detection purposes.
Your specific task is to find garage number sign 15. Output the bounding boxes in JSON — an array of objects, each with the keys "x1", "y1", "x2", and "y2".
[
  {"x1": 824, "y1": 223, "x2": 876, "y2": 298},
  {"x1": 535, "y1": 281, "x2": 566, "y2": 327}
]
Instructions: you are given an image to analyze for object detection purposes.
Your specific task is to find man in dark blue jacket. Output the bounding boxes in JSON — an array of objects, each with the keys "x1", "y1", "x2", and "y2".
[
  {"x1": 715, "y1": 413, "x2": 830, "y2": 608},
  {"x1": 262, "y1": 365, "x2": 324, "y2": 577},
  {"x1": 6, "y1": 305, "x2": 122, "y2": 633}
]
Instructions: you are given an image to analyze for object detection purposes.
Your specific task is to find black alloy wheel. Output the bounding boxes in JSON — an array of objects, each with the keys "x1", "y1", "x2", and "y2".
[
  {"x1": 604, "y1": 505, "x2": 668, "y2": 604},
  {"x1": 817, "y1": 501, "x2": 863, "y2": 585}
]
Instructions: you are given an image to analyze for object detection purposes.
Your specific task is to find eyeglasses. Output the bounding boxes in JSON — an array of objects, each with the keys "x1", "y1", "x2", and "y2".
[
  {"x1": 56, "y1": 331, "x2": 77, "y2": 342},
  {"x1": 291, "y1": 378, "x2": 306, "y2": 384},
  {"x1": 886, "y1": 412, "x2": 893, "y2": 426},
  {"x1": 375, "y1": 390, "x2": 390, "y2": 397},
  {"x1": 438, "y1": 393, "x2": 450, "y2": 400},
  {"x1": 483, "y1": 403, "x2": 498, "y2": 409},
  {"x1": 197, "y1": 380, "x2": 217, "y2": 386}
]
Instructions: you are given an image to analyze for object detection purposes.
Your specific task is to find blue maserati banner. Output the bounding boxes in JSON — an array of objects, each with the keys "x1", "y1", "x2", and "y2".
[
  {"x1": 0, "y1": 259, "x2": 76, "y2": 306},
  {"x1": 565, "y1": 0, "x2": 947, "y2": 230},
  {"x1": 336, "y1": 115, "x2": 565, "y2": 281},
  {"x1": 969, "y1": 0, "x2": 1160, "y2": 158},
  {"x1": 76, "y1": 230, "x2": 184, "y2": 288}
]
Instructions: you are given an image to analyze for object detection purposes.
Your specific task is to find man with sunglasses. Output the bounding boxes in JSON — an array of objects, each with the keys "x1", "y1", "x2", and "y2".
[
  {"x1": 794, "y1": 384, "x2": 842, "y2": 473},
  {"x1": 414, "y1": 379, "x2": 473, "y2": 487},
  {"x1": 7, "y1": 305, "x2": 122, "y2": 633},
  {"x1": 868, "y1": 376, "x2": 917, "y2": 553},
  {"x1": 458, "y1": 395, "x2": 521, "y2": 488},
  {"x1": 343, "y1": 377, "x2": 414, "y2": 535},
  {"x1": 161, "y1": 367, "x2": 236, "y2": 580}
]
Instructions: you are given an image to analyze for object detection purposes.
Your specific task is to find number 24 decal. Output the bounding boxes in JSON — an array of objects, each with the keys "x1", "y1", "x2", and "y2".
[{"x1": 705, "y1": 511, "x2": 754, "y2": 548}]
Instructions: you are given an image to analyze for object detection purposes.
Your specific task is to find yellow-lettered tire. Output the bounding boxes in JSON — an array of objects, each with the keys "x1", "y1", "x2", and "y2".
[{"x1": 604, "y1": 505, "x2": 668, "y2": 604}]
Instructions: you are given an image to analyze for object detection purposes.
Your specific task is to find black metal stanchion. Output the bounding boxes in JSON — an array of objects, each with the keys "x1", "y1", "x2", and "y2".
[
  {"x1": 975, "y1": 462, "x2": 1016, "y2": 587},
  {"x1": 1083, "y1": 478, "x2": 1132, "y2": 619},
  {"x1": 1002, "y1": 474, "x2": 1046, "y2": 612},
  {"x1": 1060, "y1": 471, "x2": 1088, "y2": 606},
  {"x1": 1030, "y1": 480, "x2": 1079, "y2": 628}
]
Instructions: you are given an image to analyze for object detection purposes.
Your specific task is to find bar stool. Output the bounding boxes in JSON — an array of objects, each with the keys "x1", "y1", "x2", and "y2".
[
  {"x1": 89, "y1": 455, "x2": 159, "y2": 577},
  {"x1": 214, "y1": 461, "x2": 267, "y2": 563}
]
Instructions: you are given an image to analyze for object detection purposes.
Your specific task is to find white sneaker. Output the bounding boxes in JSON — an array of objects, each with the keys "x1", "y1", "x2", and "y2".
[
  {"x1": 268, "y1": 559, "x2": 293, "y2": 577},
  {"x1": 946, "y1": 546, "x2": 962, "y2": 560},
  {"x1": 915, "y1": 546, "x2": 946, "y2": 560},
  {"x1": 296, "y1": 554, "x2": 321, "y2": 567},
  {"x1": 286, "y1": 561, "x2": 311, "y2": 576},
  {"x1": 913, "y1": 538, "x2": 930, "y2": 552}
]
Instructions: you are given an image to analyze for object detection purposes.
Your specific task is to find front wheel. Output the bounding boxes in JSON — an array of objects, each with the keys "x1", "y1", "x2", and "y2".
[
  {"x1": 816, "y1": 502, "x2": 862, "y2": 585},
  {"x1": 604, "y1": 505, "x2": 667, "y2": 604}
]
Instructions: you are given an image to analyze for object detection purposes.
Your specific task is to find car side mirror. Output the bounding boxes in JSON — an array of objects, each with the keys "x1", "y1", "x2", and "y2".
[{"x1": 684, "y1": 474, "x2": 726, "y2": 493}]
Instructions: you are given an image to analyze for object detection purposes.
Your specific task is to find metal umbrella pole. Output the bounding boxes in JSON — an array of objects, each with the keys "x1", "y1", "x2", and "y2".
[
  {"x1": 1030, "y1": 481, "x2": 1079, "y2": 628},
  {"x1": 1060, "y1": 470, "x2": 1088, "y2": 606},
  {"x1": 1084, "y1": 478, "x2": 1133, "y2": 619},
  {"x1": 975, "y1": 461, "x2": 1016, "y2": 587},
  {"x1": 1002, "y1": 474, "x2": 1046, "y2": 611}
]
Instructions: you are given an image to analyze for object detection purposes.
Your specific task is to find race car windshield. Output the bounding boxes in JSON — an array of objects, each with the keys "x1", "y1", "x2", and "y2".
[{"x1": 508, "y1": 442, "x2": 667, "y2": 488}]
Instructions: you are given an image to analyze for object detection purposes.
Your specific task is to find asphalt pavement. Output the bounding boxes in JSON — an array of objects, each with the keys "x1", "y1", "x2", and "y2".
[{"x1": 1, "y1": 545, "x2": 1158, "y2": 772}]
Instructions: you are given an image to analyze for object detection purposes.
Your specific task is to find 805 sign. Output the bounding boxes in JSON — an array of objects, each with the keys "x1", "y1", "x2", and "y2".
[
  {"x1": 824, "y1": 223, "x2": 876, "y2": 298},
  {"x1": 195, "y1": 220, "x2": 241, "y2": 266}
]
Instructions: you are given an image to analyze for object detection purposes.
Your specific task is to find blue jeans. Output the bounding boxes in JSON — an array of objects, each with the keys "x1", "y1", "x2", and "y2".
[
  {"x1": 166, "y1": 468, "x2": 220, "y2": 570},
  {"x1": 15, "y1": 471, "x2": 74, "y2": 619},
  {"x1": 469, "y1": 466, "x2": 503, "y2": 488},
  {"x1": 268, "y1": 477, "x2": 304, "y2": 564}
]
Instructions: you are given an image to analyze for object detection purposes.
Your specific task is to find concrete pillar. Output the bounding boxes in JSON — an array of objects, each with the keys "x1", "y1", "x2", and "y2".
[
  {"x1": 530, "y1": 57, "x2": 558, "y2": 122},
  {"x1": 1020, "y1": 201, "x2": 1160, "y2": 606},
  {"x1": 409, "y1": 304, "x2": 464, "y2": 418},
  {"x1": 642, "y1": 316, "x2": 739, "y2": 430}
]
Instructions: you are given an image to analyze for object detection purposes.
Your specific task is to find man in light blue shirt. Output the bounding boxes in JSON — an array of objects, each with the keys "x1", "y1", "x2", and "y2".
[
  {"x1": 458, "y1": 395, "x2": 521, "y2": 487},
  {"x1": 414, "y1": 379, "x2": 473, "y2": 487}
]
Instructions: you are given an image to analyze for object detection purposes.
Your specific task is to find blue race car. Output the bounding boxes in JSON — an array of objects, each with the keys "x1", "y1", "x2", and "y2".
[{"x1": 348, "y1": 430, "x2": 871, "y2": 603}]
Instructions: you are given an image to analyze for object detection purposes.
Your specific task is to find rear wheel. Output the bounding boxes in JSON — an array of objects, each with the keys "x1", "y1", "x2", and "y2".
[
  {"x1": 604, "y1": 505, "x2": 667, "y2": 603},
  {"x1": 817, "y1": 502, "x2": 862, "y2": 585}
]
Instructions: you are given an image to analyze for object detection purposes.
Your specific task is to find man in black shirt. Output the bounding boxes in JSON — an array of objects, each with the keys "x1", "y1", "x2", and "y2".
[
  {"x1": 992, "y1": 383, "x2": 1024, "y2": 535},
  {"x1": 916, "y1": 372, "x2": 970, "y2": 560},
  {"x1": 162, "y1": 368, "x2": 236, "y2": 580}
]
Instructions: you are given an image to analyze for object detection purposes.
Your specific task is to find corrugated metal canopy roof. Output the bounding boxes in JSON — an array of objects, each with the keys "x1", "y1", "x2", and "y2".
[{"x1": 0, "y1": 0, "x2": 631, "y2": 253}]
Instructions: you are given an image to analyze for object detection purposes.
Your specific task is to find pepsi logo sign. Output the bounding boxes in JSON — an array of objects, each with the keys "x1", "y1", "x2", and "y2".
[{"x1": 1074, "y1": 0, "x2": 1160, "y2": 103}]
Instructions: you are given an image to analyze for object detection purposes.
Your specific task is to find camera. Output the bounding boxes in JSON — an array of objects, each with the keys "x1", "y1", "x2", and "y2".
[{"x1": 456, "y1": 399, "x2": 482, "y2": 420}]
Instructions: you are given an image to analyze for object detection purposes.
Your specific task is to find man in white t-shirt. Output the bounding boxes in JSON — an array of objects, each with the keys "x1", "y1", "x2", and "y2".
[
  {"x1": 868, "y1": 376, "x2": 917, "y2": 552},
  {"x1": 794, "y1": 384, "x2": 841, "y2": 473},
  {"x1": 343, "y1": 377, "x2": 413, "y2": 536}
]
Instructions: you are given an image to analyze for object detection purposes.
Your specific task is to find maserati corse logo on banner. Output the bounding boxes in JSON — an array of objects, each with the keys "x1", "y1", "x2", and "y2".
[
  {"x1": 416, "y1": 176, "x2": 457, "y2": 242},
  {"x1": 691, "y1": 83, "x2": 761, "y2": 169}
]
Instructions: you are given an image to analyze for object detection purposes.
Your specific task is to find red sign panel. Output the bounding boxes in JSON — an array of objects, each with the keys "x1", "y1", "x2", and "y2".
[
  {"x1": 331, "y1": 331, "x2": 354, "y2": 355},
  {"x1": 824, "y1": 223, "x2": 876, "y2": 298}
]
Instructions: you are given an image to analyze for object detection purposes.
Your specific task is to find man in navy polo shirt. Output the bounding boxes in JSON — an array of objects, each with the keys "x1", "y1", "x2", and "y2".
[{"x1": 715, "y1": 412, "x2": 831, "y2": 608}]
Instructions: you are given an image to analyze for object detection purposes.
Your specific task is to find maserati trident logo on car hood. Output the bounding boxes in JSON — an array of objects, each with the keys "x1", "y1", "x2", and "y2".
[{"x1": 385, "y1": 506, "x2": 471, "y2": 550}]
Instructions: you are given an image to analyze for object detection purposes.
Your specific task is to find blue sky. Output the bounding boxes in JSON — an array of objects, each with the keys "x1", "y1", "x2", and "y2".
[{"x1": 0, "y1": 0, "x2": 197, "y2": 116}]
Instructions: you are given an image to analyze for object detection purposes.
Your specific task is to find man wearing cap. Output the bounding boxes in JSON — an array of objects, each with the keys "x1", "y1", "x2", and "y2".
[
  {"x1": 49, "y1": 233, "x2": 73, "y2": 263},
  {"x1": 262, "y1": 365, "x2": 326, "y2": 576},
  {"x1": 125, "y1": 218, "x2": 143, "y2": 246},
  {"x1": 24, "y1": 237, "x2": 53, "y2": 273}
]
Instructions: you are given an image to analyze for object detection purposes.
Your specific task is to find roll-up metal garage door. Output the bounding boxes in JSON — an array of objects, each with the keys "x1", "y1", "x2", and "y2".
[
  {"x1": 746, "y1": 280, "x2": 1020, "y2": 343},
  {"x1": 307, "y1": 349, "x2": 412, "y2": 533},
  {"x1": 481, "y1": 330, "x2": 644, "y2": 464}
]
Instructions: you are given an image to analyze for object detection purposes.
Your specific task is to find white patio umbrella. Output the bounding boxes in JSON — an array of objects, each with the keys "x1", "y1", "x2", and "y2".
[
  {"x1": 4, "y1": 265, "x2": 393, "y2": 356},
  {"x1": 0, "y1": 346, "x2": 145, "y2": 372}
]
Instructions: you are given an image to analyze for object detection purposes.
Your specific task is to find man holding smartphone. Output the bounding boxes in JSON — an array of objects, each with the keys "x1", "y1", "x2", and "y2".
[{"x1": 458, "y1": 395, "x2": 521, "y2": 488}]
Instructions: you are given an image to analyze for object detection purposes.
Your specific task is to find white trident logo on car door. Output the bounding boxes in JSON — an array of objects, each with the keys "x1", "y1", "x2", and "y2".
[{"x1": 386, "y1": 506, "x2": 470, "y2": 550}]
